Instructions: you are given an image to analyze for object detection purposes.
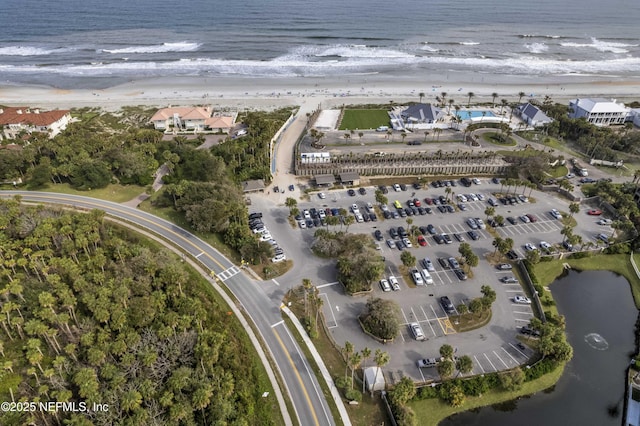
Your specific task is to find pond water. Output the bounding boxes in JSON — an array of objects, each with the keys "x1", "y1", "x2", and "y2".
[{"x1": 441, "y1": 270, "x2": 638, "y2": 426}]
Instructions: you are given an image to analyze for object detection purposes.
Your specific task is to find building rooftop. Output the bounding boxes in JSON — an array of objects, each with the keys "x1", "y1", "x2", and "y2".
[
  {"x1": 571, "y1": 98, "x2": 628, "y2": 113},
  {"x1": 0, "y1": 107, "x2": 70, "y2": 127}
]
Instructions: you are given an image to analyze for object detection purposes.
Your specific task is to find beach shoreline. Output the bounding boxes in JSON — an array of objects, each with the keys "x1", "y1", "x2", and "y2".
[{"x1": 1, "y1": 74, "x2": 638, "y2": 112}]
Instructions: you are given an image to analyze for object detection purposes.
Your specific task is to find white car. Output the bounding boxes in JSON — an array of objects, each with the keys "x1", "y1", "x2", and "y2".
[
  {"x1": 423, "y1": 257, "x2": 435, "y2": 272},
  {"x1": 421, "y1": 269, "x2": 434, "y2": 284},
  {"x1": 457, "y1": 194, "x2": 467, "y2": 202},
  {"x1": 539, "y1": 241, "x2": 552, "y2": 250},
  {"x1": 412, "y1": 271, "x2": 424, "y2": 286},
  {"x1": 389, "y1": 276, "x2": 400, "y2": 291},
  {"x1": 303, "y1": 209, "x2": 311, "y2": 219},
  {"x1": 598, "y1": 218, "x2": 613, "y2": 225},
  {"x1": 318, "y1": 209, "x2": 326, "y2": 219},
  {"x1": 476, "y1": 193, "x2": 485, "y2": 201},
  {"x1": 550, "y1": 209, "x2": 562, "y2": 219},
  {"x1": 299, "y1": 221, "x2": 307, "y2": 229},
  {"x1": 409, "y1": 322, "x2": 426, "y2": 341},
  {"x1": 393, "y1": 183, "x2": 401, "y2": 192},
  {"x1": 387, "y1": 239, "x2": 395, "y2": 248},
  {"x1": 520, "y1": 215, "x2": 530, "y2": 223},
  {"x1": 351, "y1": 204, "x2": 360, "y2": 214},
  {"x1": 379, "y1": 279, "x2": 392, "y2": 292},
  {"x1": 272, "y1": 254, "x2": 286, "y2": 263},
  {"x1": 474, "y1": 218, "x2": 486, "y2": 229},
  {"x1": 472, "y1": 178, "x2": 481, "y2": 185},
  {"x1": 259, "y1": 232, "x2": 272, "y2": 241},
  {"x1": 402, "y1": 237, "x2": 412, "y2": 248},
  {"x1": 524, "y1": 243, "x2": 537, "y2": 252},
  {"x1": 514, "y1": 295, "x2": 532, "y2": 304},
  {"x1": 318, "y1": 192, "x2": 326, "y2": 199},
  {"x1": 355, "y1": 213, "x2": 364, "y2": 223}
]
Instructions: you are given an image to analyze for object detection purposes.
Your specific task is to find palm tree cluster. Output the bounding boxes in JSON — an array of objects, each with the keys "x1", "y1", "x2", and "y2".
[{"x1": 0, "y1": 199, "x2": 272, "y2": 425}]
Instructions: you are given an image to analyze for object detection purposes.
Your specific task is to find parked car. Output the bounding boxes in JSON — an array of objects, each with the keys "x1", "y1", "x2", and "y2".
[
  {"x1": 393, "y1": 183, "x2": 401, "y2": 192},
  {"x1": 374, "y1": 230, "x2": 383, "y2": 241},
  {"x1": 539, "y1": 241, "x2": 552, "y2": 250},
  {"x1": 587, "y1": 209, "x2": 602, "y2": 216},
  {"x1": 520, "y1": 326, "x2": 541, "y2": 337},
  {"x1": 389, "y1": 276, "x2": 400, "y2": 291},
  {"x1": 417, "y1": 358, "x2": 440, "y2": 368},
  {"x1": 506, "y1": 250, "x2": 519, "y2": 260},
  {"x1": 348, "y1": 189, "x2": 356, "y2": 196},
  {"x1": 507, "y1": 216, "x2": 517, "y2": 225},
  {"x1": 440, "y1": 296, "x2": 455, "y2": 314},
  {"x1": 448, "y1": 257, "x2": 460, "y2": 269},
  {"x1": 597, "y1": 218, "x2": 613, "y2": 225},
  {"x1": 550, "y1": 209, "x2": 562, "y2": 219},
  {"x1": 442, "y1": 234, "x2": 453, "y2": 244},
  {"x1": 422, "y1": 257, "x2": 435, "y2": 272},
  {"x1": 417, "y1": 235, "x2": 428, "y2": 246},
  {"x1": 387, "y1": 239, "x2": 395, "y2": 248},
  {"x1": 379, "y1": 279, "x2": 392, "y2": 292},
  {"x1": 524, "y1": 243, "x2": 537, "y2": 252},
  {"x1": 514, "y1": 295, "x2": 531, "y2": 304},
  {"x1": 496, "y1": 263, "x2": 512, "y2": 270},
  {"x1": 421, "y1": 269, "x2": 434, "y2": 284},
  {"x1": 454, "y1": 269, "x2": 468, "y2": 281},
  {"x1": 526, "y1": 214, "x2": 538, "y2": 223},
  {"x1": 454, "y1": 233, "x2": 465, "y2": 242},
  {"x1": 409, "y1": 322, "x2": 426, "y2": 341},
  {"x1": 402, "y1": 237, "x2": 413, "y2": 248},
  {"x1": 474, "y1": 218, "x2": 486, "y2": 229},
  {"x1": 433, "y1": 234, "x2": 445, "y2": 244},
  {"x1": 467, "y1": 230, "x2": 480, "y2": 240},
  {"x1": 412, "y1": 271, "x2": 424, "y2": 286},
  {"x1": 466, "y1": 218, "x2": 478, "y2": 229},
  {"x1": 500, "y1": 276, "x2": 519, "y2": 283},
  {"x1": 427, "y1": 224, "x2": 437, "y2": 234},
  {"x1": 438, "y1": 257, "x2": 449, "y2": 269}
]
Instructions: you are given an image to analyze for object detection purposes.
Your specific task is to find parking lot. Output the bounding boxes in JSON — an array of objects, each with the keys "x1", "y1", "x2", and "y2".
[{"x1": 254, "y1": 177, "x2": 608, "y2": 381}]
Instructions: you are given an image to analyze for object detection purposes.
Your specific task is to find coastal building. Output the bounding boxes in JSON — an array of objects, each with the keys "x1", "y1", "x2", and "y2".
[
  {"x1": 516, "y1": 103, "x2": 552, "y2": 127},
  {"x1": 629, "y1": 109, "x2": 640, "y2": 128},
  {"x1": 150, "y1": 106, "x2": 236, "y2": 133},
  {"x1": 568, "y1": 98, "x2": 629, "y2": 126},
  {"x1": 400, "y1": 103, "x2": 443, "y2": 125},
  {"x1": 0, "y1": 107, "x2": 71, "y2": 140}
]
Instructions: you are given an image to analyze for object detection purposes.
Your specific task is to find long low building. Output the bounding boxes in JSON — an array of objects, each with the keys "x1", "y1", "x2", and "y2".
[
  {"x1": 0, "y1": 107, "x2": 71, "y2": 139},
  {"x1": 150, "y1": 106, "x2": 236, "y2": 133}
]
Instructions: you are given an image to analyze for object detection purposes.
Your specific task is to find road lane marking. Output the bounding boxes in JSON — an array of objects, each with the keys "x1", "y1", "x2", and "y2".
[
  {"x1": 272, "y1": 279, "x2": 280, "y2": 286},
  {"x1": 271, "y1": 320, "x2": 285, "y2": 328},
  {"x1": 316, "y1": 281, "x2": 340, "y2": 288},
  {"x1": 272, "y1": 327, "x2": 321, "y2": 426},
  {"x1": 195, "y1": 252, "x2": 204, "y2": 258}
]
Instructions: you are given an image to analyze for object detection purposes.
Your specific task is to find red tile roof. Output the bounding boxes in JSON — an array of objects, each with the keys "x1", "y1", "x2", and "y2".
[{"x1": 0, "y1": 107, "x2": 70, "y2": 127}]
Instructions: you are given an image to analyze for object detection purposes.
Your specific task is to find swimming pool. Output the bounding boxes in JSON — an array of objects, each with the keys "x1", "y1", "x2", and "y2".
[{"x1": 456, "y1": 110, "x2": 495, "y2": 120}]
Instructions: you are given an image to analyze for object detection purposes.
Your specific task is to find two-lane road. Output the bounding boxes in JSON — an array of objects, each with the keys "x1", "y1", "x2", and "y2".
[{"x1": 0, "y1": 191, "x2": 335, "y2": 426}]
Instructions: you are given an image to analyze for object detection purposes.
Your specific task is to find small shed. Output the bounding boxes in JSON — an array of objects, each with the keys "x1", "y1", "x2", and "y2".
[
  {"x1": 364, "y1": 367, "x2": 386, "y2": 392},
  {"x1": 314, "y1": 174, "x2": 335, "y2": 187},
  {"x1": 241, "y1": 179, "x2": 266, "y2": 193},
  {"x1": 339, "y1": 172, "x2": 360, "y2": 185}
]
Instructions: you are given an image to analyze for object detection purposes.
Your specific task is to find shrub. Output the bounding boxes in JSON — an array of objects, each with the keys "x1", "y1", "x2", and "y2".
[
  {"x1": 359, "y1": 298, "x2": 401, "y2": 340},
  {"x1": 523, "y1": 358, "x2": 559, "y2": 381},
  {"x1": 345, "y1": 389, "x2": 362, "y2": 402},
  {"x1": 568, "y1": 251, "x2": 592, "y2": 259},
  {"x1": 393, "y1": 404, "x2": 417, "y2": 426},
  {"x1": 335, "y1": 376, "x2": 351, "y2": 391},
  {"x1": 439, "y1": 381, "x2": 466, "y2": 407},
  {"x1": 459, "y1": 375, "x2": 493, "y2": 397},
  {"x1": 499, "y1": 367, "x2": 525, "y2": 391},
  {"x1": 534, "y1": 284, "x2": 545, "y2": 296},
  {"x1": 415, "y1": 385, "x2": 438, "y2": 400}
]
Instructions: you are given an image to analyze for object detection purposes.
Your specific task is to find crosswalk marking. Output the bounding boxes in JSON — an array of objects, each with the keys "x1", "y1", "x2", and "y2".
[{"x1": 217, "y1": 266, "x2": 240, "y2": 281}]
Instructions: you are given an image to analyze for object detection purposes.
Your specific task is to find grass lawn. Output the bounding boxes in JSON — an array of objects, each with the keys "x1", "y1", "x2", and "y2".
[
  {"x1": 409, "y1": 362, "x2": 565, "y2": 426},
  {"x1": 481, "y1": 132, "x2": 517, "y2": 146},
  {"x1": 548, "y1": 165, "x2": 568, "y2": 178},
  {"x1": 533, "y1": 253, "x2": 640, "y2": 309},
  {"x1": 339, "y1": 109, "x2": 389, "y2": 131},
  {"x1": 36, "y1": 182, "x2": 146, "y2": 203}
]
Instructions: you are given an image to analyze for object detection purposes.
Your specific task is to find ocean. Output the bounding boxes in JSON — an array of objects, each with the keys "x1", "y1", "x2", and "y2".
[{"x1": 1, "y1": 0, "x2": 639, "y2": 89}]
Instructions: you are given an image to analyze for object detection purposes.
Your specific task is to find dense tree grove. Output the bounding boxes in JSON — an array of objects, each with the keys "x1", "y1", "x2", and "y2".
[
  {"x1": 0, "y1": 108, "x2": 161, "y2": 189},
  {"x1": 0, "y1": 198, "x2": 277, "y2": 425},
  {"x1": 359, "y1": 298, "x2": 401, "y2": 340}
]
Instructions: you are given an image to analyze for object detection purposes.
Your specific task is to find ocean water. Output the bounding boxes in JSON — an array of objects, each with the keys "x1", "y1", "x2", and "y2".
[{"x1": 0, "y1": 0, "x2": 639, "y2": 89}]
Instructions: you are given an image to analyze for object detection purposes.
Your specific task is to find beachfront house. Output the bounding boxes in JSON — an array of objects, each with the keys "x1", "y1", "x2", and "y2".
[
  {"x1": 150, "y1": 106, "x2": 236, "y2": 134},
  {"x1": 516, "y1": 103, "x2": 552, "y2": 127},
  {"x1": 400, "y1": 103, "x2": 444, "y2": 125},
  {"x1": 0, "y1": 107, "x2": 71, "y2": 140},
  {"x1": 568, "y1": 98, "x2": 629, "y2": 126}
]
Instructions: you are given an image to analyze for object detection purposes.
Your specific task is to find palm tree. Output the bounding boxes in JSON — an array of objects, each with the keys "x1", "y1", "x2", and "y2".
[
  {"x1": 448, "y1": 98, "x2": 455, "y2": 115},
  {"x1": 518, "y1": 91, "x2": 526, "y2": 103},
  {"x1": 358, "y1": 132, "x2": 363, "y2": 142},
  {"x1": 569, "y1": 202, "x2": 580, "y2": 217},
  {"x1": 491, "y1": 92, "x2": 498, "y2": 107},
  {"x1": 342, "y1": 341, "x2": 354, "y2": 379},
  {"x1": 456, "y1": 355, "x2": 474, "y2": 377},
  {"x1": 484, "y1": 206, "x2": 495, "y2": 221},
  {"x1": 361, "y1": 347, "x2": 371, "y2": 393},
  {"x1": 419, "y1": 92, "x2": 425, "y2": 103},
  {"x1": 372, "y1": 349, "x2": 390, "y2": 395},
  {"x1": 401, "y1": 132, "x2": 407, "y2": 144},
  {"x1": 423, "y1": 131, "x2": 429, "y2": 142},
  {"x1": 386, "y1": 129, "x2": 393, "y2": 142},
  {"x1": 467, "y1": 92, "x2": 475, "y2": 107},
  {"x1": 344, "y1": 215, "x2": 355, "y2": 232},
  {"x1": 349, "y1": 352, "x2": 362, "y2": 389},
  {"x1": 500, "y1": 99, "x2": 509, "y2": 116},
  {"x1": 441, "y1": 92, "x2": 448, "y2": 107}
]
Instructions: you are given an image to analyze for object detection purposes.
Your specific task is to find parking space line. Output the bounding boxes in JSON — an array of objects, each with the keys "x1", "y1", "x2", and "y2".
[
  {"x1": 502, "y1": 347, "x2": 520, "y2": 363},
  {"x1": 515, "y1": 318, "x2": 531, "y2": 322},
  {"x1": 421, "y1": 306, "x2": 437, "y2": 337},
  {"x1": 483, "y1": 353, "x2": 498, "y2": 371},
  {"x1": 400, "y1": 308, "x2": 410, "y2": 325},
  {"x1": 439, "y1": 317, "x2": 457, "y2": 335},
  {"x1": 513, "y1": 309, "x2": 533, "y2": 315},
  {"x1": 320, "y1": 293, "x2": 338, "y2": 328},
  {"x1": 508, "y1": 342, "x2": 527, "y2": 358},
  {"x1": 431, "y1": 305, "x2": 447, "y2": 334},
  {"x1": 474, "y1": 355, "x2": 486, "y2": 373},
  {"x1": 493, "y1": 350, "x2": 509, "y2": 368}
]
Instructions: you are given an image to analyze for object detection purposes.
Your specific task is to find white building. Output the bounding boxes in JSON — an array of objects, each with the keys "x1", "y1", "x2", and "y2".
[
  {"x1": 517, "y1": 103, "x2": 552, "y2": 127},
  {"x1": 568, "y1": 98, "x2": 629, "y2": 126},
  {"x1": 0, "y1": 107, "x2": 71, "y2": 139},
  {"x1": 150, "y1": 106, "x2": 236, "y2": 133}
]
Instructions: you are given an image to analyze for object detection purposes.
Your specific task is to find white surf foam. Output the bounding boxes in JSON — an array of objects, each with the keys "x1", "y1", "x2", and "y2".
[
  {"x1": 525, "y1": 43, "x2": 549, "y2": 54},
  {"x1": 0, "y1": 46, "x2": 75, "y2": 56},
  {"x1": 561, "y1": 37, "x2": 637, "y2": 54},
  {"x1": 459, "y1": 41, "x2": 480, "y2": 46},
  {"x1": 102, "y1": 42, "x2": 201, "y2": 54}
]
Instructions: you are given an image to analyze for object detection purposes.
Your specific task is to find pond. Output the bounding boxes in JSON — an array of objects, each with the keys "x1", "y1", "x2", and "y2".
[{"x1": 441, "y1": 270, "x2": 638, "y2": 426}]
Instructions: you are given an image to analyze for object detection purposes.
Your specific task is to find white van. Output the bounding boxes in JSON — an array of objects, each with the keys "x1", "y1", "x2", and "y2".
[{"x1": 421, "y1": 269, "x2": 434, "y2": 285}]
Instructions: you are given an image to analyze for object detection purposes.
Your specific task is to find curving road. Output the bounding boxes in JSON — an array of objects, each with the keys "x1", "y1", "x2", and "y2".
[{"x1": 0, "y1": 191, "x2": 335, "y2": 426}]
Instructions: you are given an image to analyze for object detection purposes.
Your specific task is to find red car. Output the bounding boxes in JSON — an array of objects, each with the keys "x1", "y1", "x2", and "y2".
[
  {"x1": 424, "y1": 198, "x2": 433, "y2": 205},
  {"x1": 417, "y1": 235, "x2": 428, "y2": 246},
  {"x1": 413, "y1": 198, "x2": 421, "y2": 207},
  {"x1": 587, "y1": 209, "x2": 602, "y2": 216},
  {"x1": 526, "y1": 214, "x2": 538, "y2": 223}
]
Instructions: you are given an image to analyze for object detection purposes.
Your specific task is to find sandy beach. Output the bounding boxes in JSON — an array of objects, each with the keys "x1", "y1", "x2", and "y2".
[{"x1": 1, "y1": 74, "x2": 639, "y2": 111}]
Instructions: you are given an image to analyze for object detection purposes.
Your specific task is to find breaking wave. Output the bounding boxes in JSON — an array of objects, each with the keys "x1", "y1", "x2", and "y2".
[{"x1": 101, "y1": 42, "x2": 202, "y2": 54}]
